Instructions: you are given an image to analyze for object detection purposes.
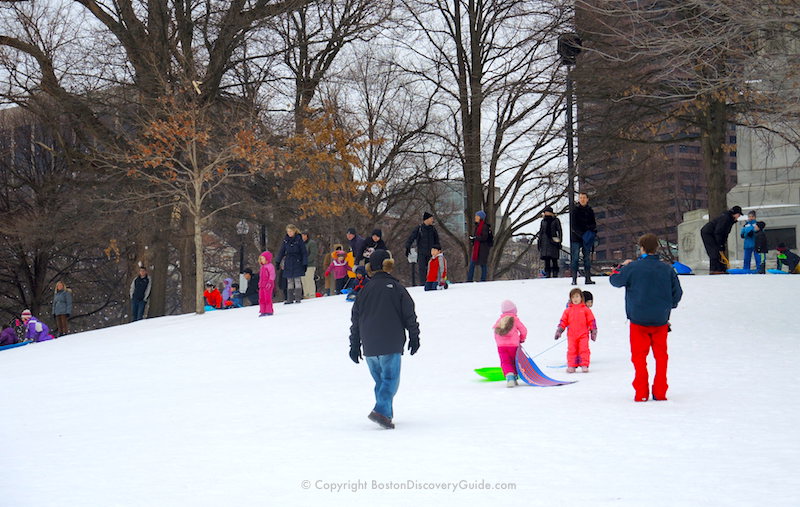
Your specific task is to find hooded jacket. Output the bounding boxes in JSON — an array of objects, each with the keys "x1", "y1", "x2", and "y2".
[
  {"x1": 259, "y1": 251, "x2": 276, "y2": 290},
  {"x1": 276, "y1": 234, "x2": 308, "y2": 279}
]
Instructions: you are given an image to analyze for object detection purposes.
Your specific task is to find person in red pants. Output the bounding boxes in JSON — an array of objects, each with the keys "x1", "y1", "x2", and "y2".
[{"x1": 610, "y1": 233, "x2": 683, "y2": 402}]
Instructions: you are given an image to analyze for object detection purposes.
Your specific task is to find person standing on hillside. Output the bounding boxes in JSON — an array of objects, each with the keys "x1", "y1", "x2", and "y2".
[
  {"x1": 700, "y1": 205, "x2": 743, "y2": 273},
  {"x1": 467, "y1": 211, "x2": 492, "y2": 282},
  {"x1": 301, "y1": 231, "x2": 318, "y2": 298},
  {"x1": 346, "y1": 228, "x2": 367, "y2": 265},
  {"x1": 130, "y1": 266, "x2": 151, "y2": 322},
  {"x1": 538, "y1": 206, "x2": 563, "y2": 278},
  {"x1": 275, "y1": 224, "x2": 308, "y2": 305},
  {"x1": 52, "y1": 280, "x2": 73, "y2": 337},
  {"x1": 242, "y1": 268, "x2": 259, "y2": 306},
  {"x1": 349, "y1": 250, "x2": 420, "y2": 430},
  {"x1": 405, "y1": 212, "x2": 440, "y2": 286},
  {"x1": 610, "y1": 233, "x2": 683, "y2": 402},
  {"x1": 570, "y1": 192, "x2": 597, "y2": 285}
]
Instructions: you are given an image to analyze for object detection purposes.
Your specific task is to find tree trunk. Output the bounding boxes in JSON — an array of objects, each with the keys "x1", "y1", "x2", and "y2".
[
  {"x1": 147, "y1": 217, "x2": 169, "y2": 318},
  {"x1": 194, "y1": 206, "x2": 205, "y2": 315},
  {"x1": 177, "y1": 211, "x2": 196, "y2": 313},
  {"x1": 700, "y1": 97, "x2": 729, "y2": 219}
]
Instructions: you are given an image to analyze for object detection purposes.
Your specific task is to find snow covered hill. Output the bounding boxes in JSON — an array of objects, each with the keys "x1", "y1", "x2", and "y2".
[{"x1": 1, "y1": 276, "x2": 796, "y2": 506}]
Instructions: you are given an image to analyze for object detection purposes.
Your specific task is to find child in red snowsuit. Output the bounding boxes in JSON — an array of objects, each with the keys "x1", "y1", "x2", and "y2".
[
  {"x1": 492, "y1": 300, "x2": 528, "y2": 387},
  {"x1": 554, "y1": 288, "x2": 597, "y2": 373}
]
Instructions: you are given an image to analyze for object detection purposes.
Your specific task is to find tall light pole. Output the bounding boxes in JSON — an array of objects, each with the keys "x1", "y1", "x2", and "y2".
[
  {"x1": 558, "y1": 33, "x2": 582, "y2": 218},
  {"x1": 236, "y1": 219, "x2": 249, "y2": 274}
]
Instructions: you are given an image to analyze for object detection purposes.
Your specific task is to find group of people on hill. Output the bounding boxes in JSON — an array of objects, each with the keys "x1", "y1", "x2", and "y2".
[{"x1": 2, "y1": 280, "x2": 73, "y2": 348}]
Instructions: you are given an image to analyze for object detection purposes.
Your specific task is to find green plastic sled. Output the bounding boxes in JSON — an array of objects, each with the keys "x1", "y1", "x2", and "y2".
[{"x1": 474, "y1": 367, "x2": 506, "y2": 381}]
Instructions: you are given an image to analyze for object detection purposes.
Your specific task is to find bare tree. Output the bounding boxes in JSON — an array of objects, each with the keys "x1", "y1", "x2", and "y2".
[
  {"x1": 575, "y1": 0, "x2": 800, "y2": 218},
  {"x1": 397, "y1": 0, "x2": 570, "y2": 277}
]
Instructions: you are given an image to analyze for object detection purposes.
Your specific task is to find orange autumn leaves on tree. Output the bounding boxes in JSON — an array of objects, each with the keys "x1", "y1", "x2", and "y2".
[{"x1": 282, "y1": 111, "x2": 380, "y2": 219}]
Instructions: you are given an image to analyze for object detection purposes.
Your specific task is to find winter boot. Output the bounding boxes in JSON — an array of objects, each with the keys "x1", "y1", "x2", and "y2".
[
  {"x1": 552, "y1": 267, "x2": 559, "y2": 278},
  {"x1": 505, "y1": 372, "x2": 517, "y2": 388},
  {"x1": 571, "y1": 275, "x2": 577, "y2": 286},
  {"x1": 585, "y1": 274, "x2": 595, "y2": 285},
  {"x1": 368, "y1": 410, "x2": 395, "y2": 429},
  {"x1": 580, "y1": 366, "x2": 589, "y2": 373},
  {"x1": 284, "y1": 294, "x2": 294, "y2": 305},
  {"x1": 294, "y1": 288, "x2": 303, "y2": 304},
  {"x1": 566, "y1": 366, "x2": 576, "y2": 373}
]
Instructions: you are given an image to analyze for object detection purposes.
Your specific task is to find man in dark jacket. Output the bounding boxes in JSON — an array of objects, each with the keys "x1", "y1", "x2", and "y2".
[
  {"x1": 349, "y1": 250, "x2": 420, "y2": 429},
  {"x1": 405, "y1": 212, "x2": 441, "y2": 286},
  {"x1": 242, "y1": 268, "x2": 259, "y2": 306},
  {"x1": 130, "y1": 266, "x2": 152, "y2": 322},
  {"x1": 346, "y1": 228, "x2": 367, "y2": 265},
  {"x1": 570, "y1": 192, "x2": 597, "y2": 285},
  {"x1": 610, "y1": 234, "x2": 683, "y2": 402},
  {"x1": 700, "y1": 206, "x2": 743, "y2": 273}
]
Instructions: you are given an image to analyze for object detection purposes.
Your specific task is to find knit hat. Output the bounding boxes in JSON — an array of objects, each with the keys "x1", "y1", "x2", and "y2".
[
  {"x1": 355, "y1": 265, "x2": 367, "y2": 277},
  {"x1": 730, "y1": 205, "x2": 743, "y2": 216},
  {"x1": 369, "y1": 249, "x2": 392, "y2": 272},
  {"x1": 543, "y1": 205, "x2": 554, "y2": 214},
  {"x1": 500, "y1": 300, "x2": 517, "y2": 315},
  {"x1": 423, "y1": 211, "x2": 433, "y2": 221},
  {"x1": 346, "y1": 228, "x2": 357, "y2": 235},
  {"x1": 756, "y1": 221, "x2": 766, "y2": 230},
  {"x1": 582, "y1": 291, "x2": 593, "y2": 303},
  {"x1": 21, "y1": 309, "x2": 32, "y2": 319},
  {"x1": 476, "y1": 210, "x2": 486, "y2": 220},
  {"x1": 371, "y1": 228, "x2": 382, "y2": 238},
  {"x1": 205, "y1": 281, "x2": 214, "y2": 287}
]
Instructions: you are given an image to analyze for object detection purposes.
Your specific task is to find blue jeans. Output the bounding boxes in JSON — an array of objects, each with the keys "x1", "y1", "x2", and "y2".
[
  {"x1": 570, "y1": 241, "x2": 591, "y2": 278},
  {"x1": 131, "y1": 299, "x2": 146, "y2": 321},
  {"x1": 467, "y1": 261, "x2": 487, "y2": 282},
  {"x1": 754, "y1": 252, "x2": 763, "y2": 272},
  {"x1": 366, "y1": 353, "x2": 402, "y2": 419},
  {"x1": 743, "y1": 247, "x2": 755, "y2": 270}
]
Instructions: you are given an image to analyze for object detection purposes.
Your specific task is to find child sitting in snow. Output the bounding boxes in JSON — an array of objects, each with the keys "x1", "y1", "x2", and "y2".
[
  {"x1": 346, "y1": 265, "x2": 370, "y2": 302},
  {"x1": 203, "y1": 282, "x2": 222, "y2": 309},
  {"x1": 230, "y1": 283, "x2": 244, "y2": 308},
  {"x1": 777, "y1": 243, "x2": 800, "y2": 274},
  {"x1": 425, "y1": 244, "x2": 448, "y2": 291},
  {"x1": 554, "y1": 288, "x2": 597, "y2": 373},
  {"x1": 492, "y1": 300, "x2": 528, "y2": 388},
  {"x1": 325, "y1": 250, "x2": 354, "y2": 294}
]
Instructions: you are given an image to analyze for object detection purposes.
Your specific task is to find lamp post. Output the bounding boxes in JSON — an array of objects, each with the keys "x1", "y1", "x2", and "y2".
[
  {"x1": 236, "y1": 220, "x2": 249, "y2": 274},
  {"x1": 558, "y1": 33, "x2": 582, "y2": 219}
]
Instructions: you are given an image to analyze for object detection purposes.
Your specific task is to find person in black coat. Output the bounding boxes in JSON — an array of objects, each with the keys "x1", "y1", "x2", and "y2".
[
  {"x1": 754, "y1": 221, "x2": 768, "y2": 274},
  {"x1": 405, "y1": 212, "x2": 441, "y2": 286},
  {"x1": 346, "y1": 228, "x2": 367, "y2": 264},
  {"x1": 700, "y1": 206, "x2": 742, "y2": 273},
  {"x1": 362, "y1": 229, "x2": 387, "y2": 262},
  {"x1": 349, "y1": 250, "x2": 420, "y2": 429},
  {"x1": 569, "y1": 192, "x2": 597, "y2": 285},
  {"x1": 275, "y1": 224, "x2": 308, "y2": 304},
  {"x1": 538, "y1": 206, "x2": 563, "y2": 278},
  {"x1": 242, "y1": 268, "x2": 259, "y2": 306}
]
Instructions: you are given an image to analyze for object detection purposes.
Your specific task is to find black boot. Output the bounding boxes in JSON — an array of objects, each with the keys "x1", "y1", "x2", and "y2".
[
  {"x1": 585, "y1": 274, "x2": 595, "y2": 285},
  {"x1": 571, "y1": 275, "x2": 577, "y2": 286},
  {"x1": 552, "y1": 267, "x2": 559, "y2": 278}
]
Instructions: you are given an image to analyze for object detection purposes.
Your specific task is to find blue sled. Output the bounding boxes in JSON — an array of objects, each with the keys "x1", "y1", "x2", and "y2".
[{"x1": 0, "y1": 341, "x2": 31, "y2": 352}]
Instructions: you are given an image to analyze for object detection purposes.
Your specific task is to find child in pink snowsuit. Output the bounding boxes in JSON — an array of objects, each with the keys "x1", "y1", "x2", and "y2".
[
  {"x1": 258, "y1": 251, "x2": 276, "y2": 316},
  {"x1": 492, "y1": 300, "x2": 528, "y2": 387},
  {"x1": 554, "y1": 288, "x2": 597, "y2": 373},
  {"x1": 324, "y1": 250, "x2": 353, "y2": 294}
]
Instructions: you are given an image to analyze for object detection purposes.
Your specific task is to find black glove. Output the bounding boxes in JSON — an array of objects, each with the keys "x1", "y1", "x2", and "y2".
[
  {"x1": 408, "y1": 337, "x2": 420, "y2": 355},
  {"x1": 349, "y1": 344, "x2": 362, "y2": 364}
]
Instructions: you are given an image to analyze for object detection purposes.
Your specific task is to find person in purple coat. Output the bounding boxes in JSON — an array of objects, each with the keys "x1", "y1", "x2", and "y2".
[
  {"x1": 21, "y1": 309, "x2": 53, "y2": 342},
  {"x1": 0, "y1": 324, "x2": 17, "y2": 346}
]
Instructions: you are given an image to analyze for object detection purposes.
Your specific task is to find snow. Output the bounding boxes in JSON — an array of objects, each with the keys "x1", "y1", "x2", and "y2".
[{"x1": 1, "y1": 275, "x2": 797, "y2": 506}]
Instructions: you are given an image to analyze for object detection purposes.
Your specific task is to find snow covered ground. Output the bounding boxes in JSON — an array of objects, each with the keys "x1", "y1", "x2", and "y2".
[{"x1": 1, "y1": 275, "x2": 797, "y2": 506}]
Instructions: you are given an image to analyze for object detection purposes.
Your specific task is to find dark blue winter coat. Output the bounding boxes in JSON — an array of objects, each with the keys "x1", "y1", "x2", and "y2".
[
  {"x1": 609, "y1": 254, "x2": 683, "y2": 326},
  {"x1": 350, "y1": 235, "x2": 367, "y2": 264},
  {"x1": 276, "y1": 234, "x2": 308, "y2": 279}
]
